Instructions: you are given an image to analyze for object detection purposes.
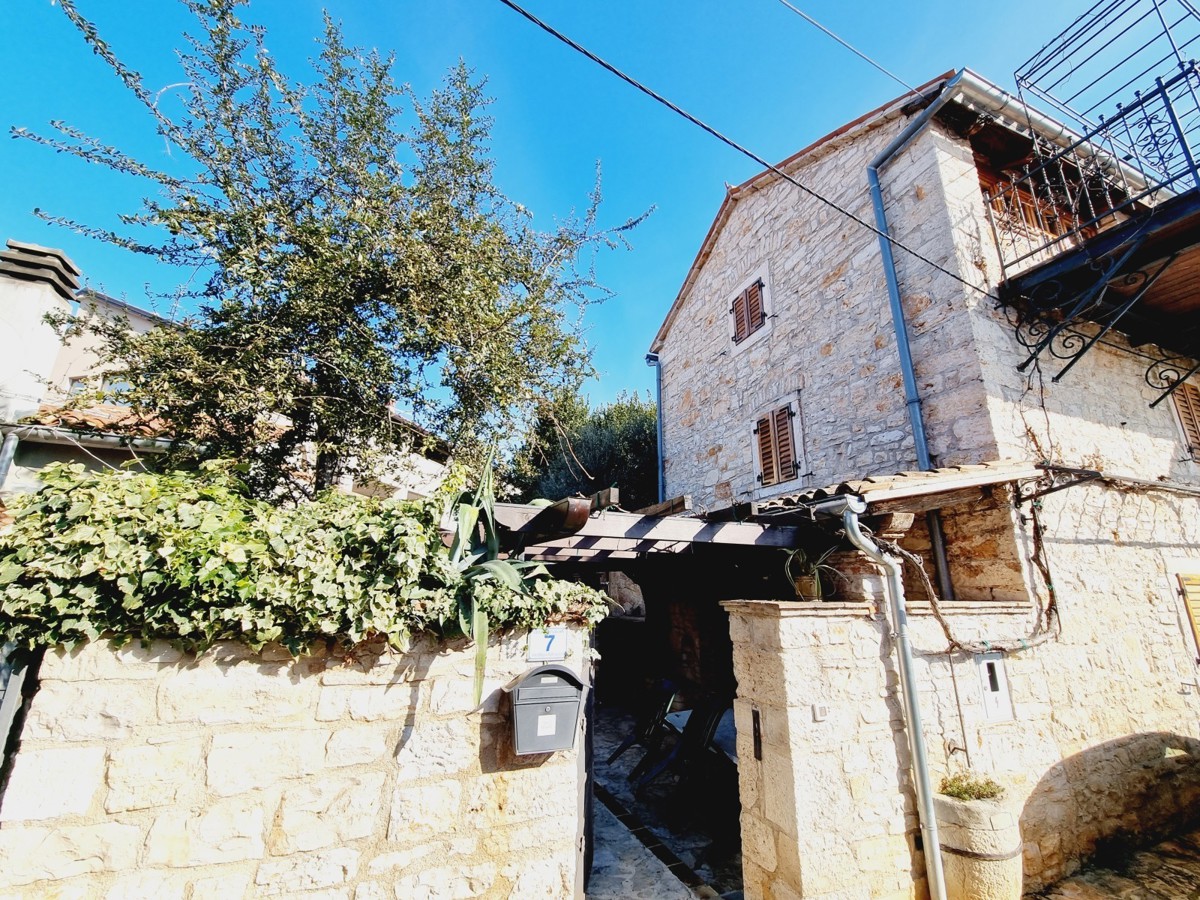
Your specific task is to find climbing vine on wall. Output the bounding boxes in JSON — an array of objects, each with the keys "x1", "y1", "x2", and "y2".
[{"x1": 0, "y1": 463, "x2": 607, "y2": 655}]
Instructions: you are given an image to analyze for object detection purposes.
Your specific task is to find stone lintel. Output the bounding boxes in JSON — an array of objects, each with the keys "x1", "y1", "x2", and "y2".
[{"x1": 722, "y1": 599, "x2": 877, "y2": 618}]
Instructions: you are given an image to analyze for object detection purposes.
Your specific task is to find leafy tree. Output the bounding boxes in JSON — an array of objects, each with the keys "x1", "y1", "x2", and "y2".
[
  {"x1": 19, "y1": 0, "x2": 642, "y2": 498},
  {"x1": 508, "y1": 391, "x2": 658, "y2": 510}
]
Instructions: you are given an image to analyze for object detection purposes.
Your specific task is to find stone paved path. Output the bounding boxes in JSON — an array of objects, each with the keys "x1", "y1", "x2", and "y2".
[
  {"x1": 587, "y1": 800, "x2": 700, "y2": 900},
  {"x1": 586, "y1": 702, "x2": 741, "y2": 899},
  {"x1": 1034, "y1": 825, "x2": 1200, "y2": 898},
  {"x1": 590, "y1": 703, "x2": 742, "y2": 895}
]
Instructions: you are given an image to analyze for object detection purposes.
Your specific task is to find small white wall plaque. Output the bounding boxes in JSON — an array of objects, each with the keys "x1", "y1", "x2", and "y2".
[
  {"x1": 975, "y1": 651, "x2": 1014, "y2": 723},
  {"x1": 527, "y1": 626, "x2": 568, "y2": 662}
]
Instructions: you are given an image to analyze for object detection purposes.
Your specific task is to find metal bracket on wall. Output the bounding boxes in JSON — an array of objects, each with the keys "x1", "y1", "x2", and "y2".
[{"x1": 1015, "y1": 465, "x2": 1103, "y2": 504}]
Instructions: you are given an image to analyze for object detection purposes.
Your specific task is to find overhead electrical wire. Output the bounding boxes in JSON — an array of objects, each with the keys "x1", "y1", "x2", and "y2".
[
  {"x1": 493, "y1": 0, "x2": 999, "y2": 302},
  {"x1": 772, "y1": 0, "x2": 923, "y2": 100}
]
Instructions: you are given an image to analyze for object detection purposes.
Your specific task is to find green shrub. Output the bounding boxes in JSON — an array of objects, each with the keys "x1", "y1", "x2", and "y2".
[
  {"x1": 0, "y1": 463, "x2": 607, "y2": 656},
  {"x1": 938, "y1": 772, "x2": 1005, "y2": 801}
]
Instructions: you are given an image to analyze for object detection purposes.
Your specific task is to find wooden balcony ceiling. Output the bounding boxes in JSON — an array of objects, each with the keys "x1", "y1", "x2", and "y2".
[{"x1": 1002, "y1": 188, "x2": 1200, "y2": 356}]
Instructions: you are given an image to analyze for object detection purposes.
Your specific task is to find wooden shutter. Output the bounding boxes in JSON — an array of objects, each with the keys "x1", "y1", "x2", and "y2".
[
  {"x1": 746, "y1": 280, "x2": 764, "y2": 332},
  {"x1": 756, "y1": 415, "x2": 777, "y2": 486},
  {"x1": 1179, "y1": 573, "x2": 1200, "y2": 658},
  {"x1": 1174, "y1": 382, "x2": 1200, "y2": 458},
  {"x1": 732, "y1": 291, "x2": 749, "y2": 343},
  {"x1": 756, "y1": 405, "x2": 798, "y2": 486},
  {"x1": 773, "y1": 406, "x2": 797, "y2": 483}
]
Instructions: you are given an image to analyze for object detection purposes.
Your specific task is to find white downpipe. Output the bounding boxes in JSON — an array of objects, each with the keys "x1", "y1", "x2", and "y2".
[
  {"x1": 0, "y1": 433, "x2": 19, "y2": 492},
  {"x1": 843, "y1": 503, "x2": 948, "y2": 900}
]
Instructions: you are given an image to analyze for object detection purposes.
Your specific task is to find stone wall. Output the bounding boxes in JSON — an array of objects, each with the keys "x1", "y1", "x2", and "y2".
[
  {"x1": 918, "y1": 116, "x2": 1200, "y2": 491},
  {"x1": 726, "y1": 479, "x2": 1200, "y2": 899},
  {"x1": 655, "y1": 108, "x2": 932, "y2": 513},
  {"x1": 0, "y1": 631, "x2": 588, "y2": 899}
]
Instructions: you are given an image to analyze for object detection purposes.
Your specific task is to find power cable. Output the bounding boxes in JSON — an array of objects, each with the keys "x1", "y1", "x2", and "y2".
[
  {"x1": 772, "y1": 0, "x2": 923, "y2": 100},
  {"x1": 494, "y1": 0, "x2": 998, "y2": 302}
]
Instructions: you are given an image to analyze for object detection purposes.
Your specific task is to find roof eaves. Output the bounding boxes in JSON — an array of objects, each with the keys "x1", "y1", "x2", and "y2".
[
  {"x1": 77, "y1": 288, "x2": 175, "y2": 327},
  {"x1": 752, "y1": 460, "x2": 1042, "y2": 518}
]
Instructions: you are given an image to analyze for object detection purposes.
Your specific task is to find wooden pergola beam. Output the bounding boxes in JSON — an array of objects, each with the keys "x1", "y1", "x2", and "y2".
[
  {"x1": 632, "y1": 495, "x2": 693, "y2": 517},
  {"x1": 495, "y1": 502, "x2": 801, "y2": 551}
]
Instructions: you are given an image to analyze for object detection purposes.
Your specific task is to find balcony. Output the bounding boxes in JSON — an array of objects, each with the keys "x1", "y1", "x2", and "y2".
[{"x1": 991, "y1": 62, "x2": 1200, "y2": 405}]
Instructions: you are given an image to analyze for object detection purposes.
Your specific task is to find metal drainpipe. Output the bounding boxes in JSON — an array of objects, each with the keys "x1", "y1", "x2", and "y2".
[
  {"x1": 843, "y1": 501, "x2": 948, "y2": 900},
  {"x1": 0, "y1": 432, "x2": 19, "y2": 493},
  {"x1": 645, "y1": 353, "x2": 665, "y2": 504},
  {"x1": 866, "y1": 70, "x2": 970, "y2": 605}
]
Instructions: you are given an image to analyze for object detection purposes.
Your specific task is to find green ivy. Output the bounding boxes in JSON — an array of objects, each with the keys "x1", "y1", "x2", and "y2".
[{"x1": 0, "y1": 463, "x2": 607, "y2": 656}]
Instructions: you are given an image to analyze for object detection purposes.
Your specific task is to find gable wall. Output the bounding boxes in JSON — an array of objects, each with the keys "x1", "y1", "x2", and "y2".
[{"x1": 658, "y1": 115, "x2": 1000, "y2": 512}]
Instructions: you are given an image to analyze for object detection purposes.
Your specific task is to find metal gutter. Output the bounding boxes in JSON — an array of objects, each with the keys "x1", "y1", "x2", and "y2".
[
  {"x1": 0, "y1": 423, "x2": 174, "y2": 489},
  {"x1": 866, "y1": 71, "x2": 969, "y2": 608},
  {"x1": 645, "y1": 353, "x2": 665, "y2": 504},
  {"x1": 0, "y1": 424, "x2": 174, "y2": 453},
  {"x1": 842, "y1": 500, "x2": 948, "y2": 900}
]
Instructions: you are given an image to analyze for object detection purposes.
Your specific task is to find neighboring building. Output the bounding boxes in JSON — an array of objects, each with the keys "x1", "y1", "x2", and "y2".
[
  {"x1": 0, "y1": 240, "x2": 80, "y2": 423},
  {"x1": 0, "y1": 241, "x2": 169, "y2": 497},
  {"x1": 47, "y1": 287, "x2": 170, "y2": 400},
  {"x1": 0, "y1": 239, "x2": 446, "y2": 500},
  {"x1": 650, "y1": 15, "x2": 1200, "y2": 899}
]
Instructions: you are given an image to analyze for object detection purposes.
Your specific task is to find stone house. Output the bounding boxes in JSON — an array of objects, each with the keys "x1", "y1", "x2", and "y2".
[
  {"x1": 0, "y1": 240, "x2": 181, "y2": 497},
  {"x1": 0, "y1": 238, "x2": 447, "y2": 501},
  {"x1": 649, "y1": 52, "x2": 1200, "y2": 900}
]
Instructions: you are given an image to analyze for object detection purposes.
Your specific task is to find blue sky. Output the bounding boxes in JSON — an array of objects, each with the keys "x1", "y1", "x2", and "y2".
[{"x1": 3, "y1": 0, "x2": 1076, "y2": 407}]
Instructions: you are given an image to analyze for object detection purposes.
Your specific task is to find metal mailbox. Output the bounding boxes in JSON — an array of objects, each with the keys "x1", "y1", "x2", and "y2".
[{"x1": 505, "y1": 663, "x2": 585, "y2": 755}]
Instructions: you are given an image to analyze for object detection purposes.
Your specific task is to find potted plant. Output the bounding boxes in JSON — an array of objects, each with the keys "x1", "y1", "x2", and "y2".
[
  {"x1": 934, "y1": 772, "x2": 1022, "y2": 900},
  {"x1": 783, "y1": 546, "x2": 842, "y2": 601}
]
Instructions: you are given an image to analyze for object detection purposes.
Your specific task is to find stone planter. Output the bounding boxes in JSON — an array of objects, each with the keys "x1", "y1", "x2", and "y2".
[{"x1": 934, "y1": 793, "x2": 1023, "y2": 900}]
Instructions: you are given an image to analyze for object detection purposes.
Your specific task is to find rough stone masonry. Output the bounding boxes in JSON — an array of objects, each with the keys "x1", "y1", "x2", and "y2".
[{"x1": 0, "y1": 629, "x2": 587, "y2": 899}]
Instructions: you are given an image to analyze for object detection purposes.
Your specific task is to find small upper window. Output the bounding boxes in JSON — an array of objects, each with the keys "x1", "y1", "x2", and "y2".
[
  {"x1": 732, "y1": 279, "x2": 766, "y2": 344},
  {"x1": 755, "y1": 405, "x2": 798, "y2": 487},
  {"x1": 1174, "y1": 381, "x2": 1200, "y2": 461}
]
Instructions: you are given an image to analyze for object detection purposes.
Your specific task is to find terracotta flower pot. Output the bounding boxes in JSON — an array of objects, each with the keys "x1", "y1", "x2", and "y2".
[
  {"x1": 933, "y1": 793, "x2": 1023, "y2": 900},
  {"x1": 792, "y1": 573, "x2": 822, "y2": 601}
]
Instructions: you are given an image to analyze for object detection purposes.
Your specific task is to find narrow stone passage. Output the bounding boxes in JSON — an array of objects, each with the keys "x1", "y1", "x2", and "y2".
[{"x1": 586, "y1": 702, "x2": 741, "y2": 898}]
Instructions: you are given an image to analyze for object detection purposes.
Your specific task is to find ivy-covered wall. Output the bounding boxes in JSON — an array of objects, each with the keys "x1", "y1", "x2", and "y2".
[{"x1": 0, "y1": 632, "x2": 587, "y2": 898}]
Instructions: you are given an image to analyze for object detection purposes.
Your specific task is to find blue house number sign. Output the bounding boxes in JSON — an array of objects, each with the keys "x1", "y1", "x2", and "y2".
[{"x1": 527, "y1": 626, "x2": 568, "y2": 662}]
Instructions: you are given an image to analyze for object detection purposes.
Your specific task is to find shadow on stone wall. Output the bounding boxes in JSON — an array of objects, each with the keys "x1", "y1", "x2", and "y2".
[{"x1": 1020, "y1": 731, "x2": 1200, "y2": 889}]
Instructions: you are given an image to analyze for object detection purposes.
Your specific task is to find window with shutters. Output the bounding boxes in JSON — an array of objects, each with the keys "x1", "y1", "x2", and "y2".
[
  {"x1": 1173, "y1": 381, "x2": 1200, "y2": 461},
  {"x1": 755, "y1": 404, "x2": 799, "y2": 487},
  {"x1": 1178, "y1": 572, "x2": 1200, "y2": 660},
  {"x1": 730, "y1": 277, "x2": 768, "y2": 345}
]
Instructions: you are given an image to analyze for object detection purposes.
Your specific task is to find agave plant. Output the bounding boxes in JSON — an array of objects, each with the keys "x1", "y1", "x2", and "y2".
[
  {"x1": 783, "y1": 545, "x2": 843, "y2": 600},
  {"x1": 445, "y1": 451, "x2": 548, "y2": 705}
]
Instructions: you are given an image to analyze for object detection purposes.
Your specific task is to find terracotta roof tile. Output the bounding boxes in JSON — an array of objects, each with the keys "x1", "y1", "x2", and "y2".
[
  {"x1": 32, "y1": 404, "x2": 169, "y2": 437},
  {"x1": 756, "y1": 459, "x2": 1043, "y2": 512}
]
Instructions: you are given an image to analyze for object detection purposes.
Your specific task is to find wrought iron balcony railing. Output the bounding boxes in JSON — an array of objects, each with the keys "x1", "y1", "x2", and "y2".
[{"x1": 985, "y1": 61, "x2": 1200, "y2": 276}]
